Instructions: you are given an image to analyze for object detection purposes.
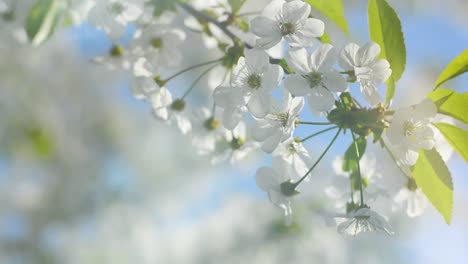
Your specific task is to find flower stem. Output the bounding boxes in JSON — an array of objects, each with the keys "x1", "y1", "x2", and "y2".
[
  {"x1": 351, "y1": 131, "x2": 365, "y2": 206},
  {"x1": 301, "y1": 126, "x2": 338, "y2": 143},
  {"x1": 165, "y1": 58, "x2": 222, "y2": 82},
  {"x1": 181, "y1": 63, "x2": 218, "y2": 99},
  {"x1": 293, "y1": 128, "x2": 342, "y2": 188}
]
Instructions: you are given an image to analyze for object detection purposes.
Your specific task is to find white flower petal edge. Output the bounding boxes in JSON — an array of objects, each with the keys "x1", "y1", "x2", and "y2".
[
  {"x1": 386, "y1": 98, "x2": 437, "y2": 165},
  {"x1": 250, "y1": 0, "x2": 324, "y2": 49},
  {"x1": 339, "y1": 42, "x2": 392, "y2": 105},
  {"x1": 284, "y1": 44, "x2": 347, "y2": 113}
]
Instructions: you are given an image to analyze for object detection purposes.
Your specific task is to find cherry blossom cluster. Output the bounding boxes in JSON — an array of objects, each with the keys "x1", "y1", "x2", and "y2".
[{"x1": 2, "y1": 0, "x2": 446, "y2": 236}]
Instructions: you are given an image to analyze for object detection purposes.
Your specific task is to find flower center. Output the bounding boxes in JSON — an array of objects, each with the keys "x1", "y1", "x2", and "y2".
[
  {"x1": 203, "y1": 117, "x2": 220, "y2": 131},
  {"x1": 170, "y1": 99, "x2": 186, "y2": 111},
  {"x1": 109, "y1": 45, "x2": 124, "y2": 57},
  {"x1": 230, "y1": 137, "x2": 245, "y2": 150},
  {"x1": 246, "y1": 74, "x2": 262, "y2": 89},
  {"x1": 280, "y1": 22, "x2": 296, "y2": 36},
  {"x1": 305, "y1": 72, "x2": 323, "y2": 88},
  {"x1": 271, "y1": 112, "x2": 290, "y2": 127},
  {"x1": 402, "y1": 120, "x2": 416, "y2": 137},
  {"x1": 150, "y1": 38, "x2": 163, "y2": 49}
]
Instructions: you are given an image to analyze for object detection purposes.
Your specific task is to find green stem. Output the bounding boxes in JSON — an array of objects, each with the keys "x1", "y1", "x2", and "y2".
[
  {"x1": 301, "y1": 126, "x2": 338, "y2": 143},
  {"x1": 293, "y1": 128, "x2": 342, "y2": 188},
  {"x1": 351, "y1": 131, "x2": 365, "y2": 206},
  {"x1": 181, "y1": 64, "x2": 218, "y2": 99},
  {"x1": 165, "y1": 58, "x2": 222, "y2": 82}
]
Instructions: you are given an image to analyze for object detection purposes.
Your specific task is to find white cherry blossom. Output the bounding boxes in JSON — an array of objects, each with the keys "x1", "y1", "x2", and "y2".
[
  {"x1": 386, "y1": 98, "x2": 437, "y2": 165},
  {"x1": 88, "y1": 0, "x2": 145, "y2": 39},
  {"x1": 131, "y1": 57, "x2": 159, "y2": 100},
  {"x1": 339, "y1": 42, "x2": 392, "y2": 105},
  {"x1": 256, "y1": 157, "x2": 297, "y2": 224},
  {"x1": 212, "y1": 121, "x2": 259, "y2": 164},
  {"x1": 131, "y1": 24, "x2": 186, "y2": 67},
  {"x1": 213, "y1": 48, "x2": 283, "y2": 128},
  {"x1": 333, "y1": 207, "x2": 394, "y2": 236},
  {"x1": 252, "y1": 90, "x2": 304, "y2": 153},
  {"x1": 250, "y1": 0, "x2": 324, "y2": 48},
  {"x1": 273, "y1": 138, "x2": 312, "y2": 181},
  {"x1": 191, "y1": 107, "x2": 227, "y2": 155},
  {"x1": 284, "y1": 44, "x2": 347, "y2": 113}
]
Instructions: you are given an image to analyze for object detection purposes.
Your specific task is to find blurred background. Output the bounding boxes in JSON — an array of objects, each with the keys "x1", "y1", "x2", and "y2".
[{"x1": 0, "y1": 0, "x2": 467, "y2": 263}]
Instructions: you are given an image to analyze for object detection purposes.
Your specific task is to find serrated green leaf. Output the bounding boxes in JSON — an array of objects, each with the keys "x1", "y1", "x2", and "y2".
[
  {"x1": 368, "y1": 0, "x2": 406, "y2": 104},
  {"x1": 412, "y1": 148, "x2": 453, "y2": 224},
  {"x1": 26, "y1": 0, "x2": 61, "y2": 46},
  {"x1": 306, "y1": 0, "x2": 349, "y2": 34},
  {"x1": 343, "y1": 137, "x2": 367, "y2": 172},
  {"x1": 434, "y1": 123, "x2": 468, "y2": 163},
  {"x1": 427, "y1": 89, "x2": 468, "y2": 124},
  {"x1": 435, "y1": 49, "x2": 468, "y2": 88}
]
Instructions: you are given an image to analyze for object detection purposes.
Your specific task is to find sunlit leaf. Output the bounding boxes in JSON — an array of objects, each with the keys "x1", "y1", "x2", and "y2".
[
  {"x1": 434, "y1": 123, "x2": 468, "y2": 163},
  {"x1": 412, "y1": 148, "x2": 453, "y2": 224},
  {"x1": 428, "y1": 89, "x2": 468, "y2": 124},
  {"x1": 343, "y1": 136, "x2": 367, "y2": 172},
  {"x1": 368, "y1": 0, "x2": 406, "y2": 104},
  {"x1": 435, "y1": 49, "x2": 468, "y2": 88}
]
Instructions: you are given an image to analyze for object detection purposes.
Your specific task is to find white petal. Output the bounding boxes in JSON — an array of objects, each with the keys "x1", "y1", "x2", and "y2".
[
  {"x1": 296, "y1": 18, "x2": 325, "y2": 40},
  {"x1": 284, "y1": 75, "x2": 309, "y2": 96},
  {"x1": 262, "y1": 64, "x2": 284, "y2": 91},
  {"x1": 252, "y1": 122, "x2": 276, "y2": 141},
  {"x1": 308, "y1": 87, "x2": 335, "y2": 112},
  {"x1": 245, "y1": 49, "x2": 270, "y2": 74},
  {"x1": 261, "y1": 0, "x2": 284, "y2": 20},
  {"x1": 371, "y1": 59, "x2": 392, "y2": 83},
  {"x1": 356, "y1": 41, "x2": 381, "y2": 66},
  {"x1": 322, "y1": 70, "x2": 347, "y2": 92},
  {"x1": 262, "y1": 132, "x2": 283, "y2": 153},
  {"x1": 255, "y1": 35, "x2": 283, "y2": 49},
  {"x1": 310, "y1": 43, "x2": 336, "y2": 73},
  {"x1": 251, "y1": 16, "x2": 280, "y2": 37},
  {"x1": 360, "y1": 81, "x2": 382, "y2": 105},
  {"x1": 286, "y1": 47, "x2": 311, "y2": 74},
  {"x1": 222, "y1": 106, "x2": 243, "y2": 130},
  {"x1": 248, "y1": 92, "x2": 272, "y2": 118},
  {"x1": 339, "y1": 42, "x2": 359, "y2": 70},
  {"x1": 283, "y1": 0, "x2": 311, "y2": 24},
  {"x1": 213, "y1": 86, "x2": 245, "y2": 108}
]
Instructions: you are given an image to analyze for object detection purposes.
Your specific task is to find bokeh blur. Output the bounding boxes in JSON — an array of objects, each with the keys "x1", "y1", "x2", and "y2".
[{"x1": 0, "y1": 0, "x2": 467, "y2": 263}]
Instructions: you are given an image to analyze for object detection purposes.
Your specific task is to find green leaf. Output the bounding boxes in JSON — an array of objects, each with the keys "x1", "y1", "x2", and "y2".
[
  {"x1": 385, "y1": 76, "x2": 396, "y2": 105},
  {"x1": 434, "y1": 123, "x2": 468, "y2": 163},
  {"x1": 320, "y1": 32, "x2": 332, "y2": 44},
  {"x1": 368, "y1": 0, "x2": 406, "y2": 103},
  {"x1": 343, "y1": 137, "x2": 367, "y2": 172},
  {"x1": 26, "y1": 0, "x2": 61, "y2": 46},
  {"x1": 306, "y1": 0, "x2": 349, "y2": 34},
  {"x1": 435, "y1": 49, "x2": 468, "y2": 88},
  {"x1": 412, "y1": 148, "x2": 453, "y2": 224},
  {"x1": 427, "y1": 89, "x2": 468, "y2": 124}
]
